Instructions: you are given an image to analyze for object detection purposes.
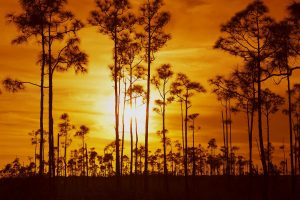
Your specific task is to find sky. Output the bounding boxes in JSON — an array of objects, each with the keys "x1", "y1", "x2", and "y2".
[{"x1": 0, "y1": 0, "x2": 298, "y2": 169}]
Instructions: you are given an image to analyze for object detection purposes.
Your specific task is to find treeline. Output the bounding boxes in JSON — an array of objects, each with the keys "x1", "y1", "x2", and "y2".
[
  {"x1": 0, "y1": 118, "x2": 287, "y2": 178},
  {"x1": 1, "y1": 0, "x2": 300, "y2": 178}
]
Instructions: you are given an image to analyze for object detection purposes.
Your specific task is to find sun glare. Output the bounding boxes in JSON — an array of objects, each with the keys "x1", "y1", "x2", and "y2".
[{"x1": 95, "y1": 95, "x2": 147, "y2": 139}]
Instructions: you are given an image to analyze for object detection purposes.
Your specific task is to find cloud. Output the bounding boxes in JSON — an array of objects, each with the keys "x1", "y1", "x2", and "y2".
[{"x1": 183, "y1": 0, "x2": 207, "y2": 7}]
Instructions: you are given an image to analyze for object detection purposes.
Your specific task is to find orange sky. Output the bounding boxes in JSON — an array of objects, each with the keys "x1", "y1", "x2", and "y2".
[{"x1": 0, "y1": 0, "x2": 299, "y2": 168}]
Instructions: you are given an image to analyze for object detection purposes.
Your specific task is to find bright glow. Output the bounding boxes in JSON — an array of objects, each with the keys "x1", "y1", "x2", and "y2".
[{"x1": 94, "y1": 95, "x2": 147, "y2": 140}]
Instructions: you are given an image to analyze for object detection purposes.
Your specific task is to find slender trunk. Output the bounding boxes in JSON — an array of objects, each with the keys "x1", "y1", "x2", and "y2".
[
  {"x1": 135, "y1": 98, "x2": 138, "y2": 175},
  {"x1": 246, "y1": 104, "x2": 250, "y2": 173},
  {"x1": 298, "y1": 115, "x2": 300, "y2": 174},
  {"x1": 144, "y1": 14, "x2": 151, "y2": 176},
  {"x1": 39, "y1": 27, "x2": 45, "y2": 176},
  {"x1": 294, "y1": 125, "x2": 297, "y2": 174},
  {"x1": 82, "y1": 137, "x2": 85, "y2": 176},
  {"x1": 266, "y1": 113, "x2": 270, "y2": 174},
  {"x1": 229, "y1": 100, "x2": 232, "y2": 174},
  {"x1": 192, "y1": 120, "x2": 196, "y2": 176},
  {"x1": 180, "y1": 100, "x2": 185, "y2": 169},
  {"x1": 287, "y1": 75, "x2": 294, "y2": 175},
  {"x1": 221, "y1": 110, "x2": 225, "y2": 175},
  {"x1": 48, "y1": 16, "x2": 55, "y2": 177},
  {"x1": 35, "y1": 142, "x2": 37, "y2": 173},
  {"x1": 129, "y1": 67, "x2": 133, "y2": 176},
  {"x1": 225, "y1": 100, "x2": 229, "y2": 175},
  {"x1": 85, "y1": 143, "x2": 88, "y2": 176},
  {"x1": 249, "y1": 79, "x2": 255, "y2": 175},
  {"x1": 57, "y1": 134, "x2": 60, "y2": 176},
  {"x1": 114, "y1": 27, "x2": 120, "y2": 176},
  {"x1": 121, "y1": 75, "x2": 126, "y2": 175},
  {"x1": 184, "y1": 93, "x2": 188, "y2": 177},
  {"x1": 256, "y1": 16, "x2": 267, "y2": 175},
  {"x1": 162, "y1": 86, "x2": 167, "y2": 176},
  {"x1": 64, "y1": 135, "x2": 67, "y2": 177}
]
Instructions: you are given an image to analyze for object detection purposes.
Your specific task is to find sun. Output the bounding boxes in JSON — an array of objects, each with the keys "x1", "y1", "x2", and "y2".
[
  {"x1": 94, "y1": 95, "x2": 147, "y2": 138},
  {"x1": 122, "y1": 99, "x2": 146, "y2": 135}
]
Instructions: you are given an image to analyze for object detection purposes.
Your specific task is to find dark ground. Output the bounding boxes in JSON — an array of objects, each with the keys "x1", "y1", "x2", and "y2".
[{"x1": 0, "y1": 176, "x2": 299, "y2": 200}]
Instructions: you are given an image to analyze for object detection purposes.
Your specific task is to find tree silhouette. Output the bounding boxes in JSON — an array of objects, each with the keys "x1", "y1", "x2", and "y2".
[
  {"x1": 209, "y1": 75, "x2": 237, "y2": 175},
  {"x1": 75, "y1": 125, "x2": 89, "y2": 176},
  {"x1": 118, "y1": 33, "x2": 146, "y2": 175},
  {"x1": 261, "y1": 89, "x2": 285, "y2": 173},
  {"x1": 46, "y1": 1, "x2": 88, "y2": 177},
  {"x1": 28, "y1": 130, "x2": 39, "y2": 173},
  {"x1": 266, "y1": 2, "x2": 300, "y2": 175},
  {"x1": 214, "y1": 0, "x2": 275, "y2": 175},
  {"x1": 152, "y1": 64, "x2": 174, "y2": 175},
  {"x1": 207, "y1": 138, "x2": 217, "y2": 175},
  {"x1": 58, "y1": 113, "x2": 75, "y2": 177},
  {"x1": 88, "y1": 0, "x2": 135, "y2": 176},
  {"x1": 2, "y1": 79, "x2": 26, "y2": 93},
  {"x1": 231, "y1": 67, "x2": 256, "y2": 175},
  {"x1": 188, "y1": 113, "x2": 199, "y2": 176},
  {"x1": 6, "y1": 0, "x2": 49, "y2": 175},
  {"x1": 127, "y1": 84, "x2": 146, "y2": 175},
  {"x1": 137, "y1": 0, "x2": 171, "y2": 175},
  {"x1": 286, "y1": 84, "x2": 300, "y2": 174},
  {"x1": 171, "y1": 73, "x2": 206, "y2": 177}
]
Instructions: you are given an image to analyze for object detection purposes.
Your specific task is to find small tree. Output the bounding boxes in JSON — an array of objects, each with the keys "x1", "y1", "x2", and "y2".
[
  {"x1": 261, "y1": 89, "x2": 285, "y2": 173},
  {"x1": 171, "y1": 73, "x2": 206, "y2": 177},
  {"x1": 152, "y1": 64, "x2": 174, "y2": 175},
  {"x1": 28, "y1": 130, "x2": 39, "y2": 173},
  {"x1": 188, "y1": 113, "x2": 199, "y2": 176},
  {"x1": 75, "y1": 125, "x2": 89, "y2": 176},
  {"x1": 58, "y1": 113, "x2": 75, "y2": 177}
]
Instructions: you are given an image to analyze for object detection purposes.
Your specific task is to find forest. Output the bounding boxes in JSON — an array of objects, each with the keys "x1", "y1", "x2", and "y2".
[{"x1": 0, "y1": 0, "x2": 300, "y2": 199}]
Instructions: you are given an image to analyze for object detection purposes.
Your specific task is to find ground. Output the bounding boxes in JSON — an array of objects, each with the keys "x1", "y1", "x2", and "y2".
[{"x1": 0, "y1": 176, "x2": 299, "y2": 200}]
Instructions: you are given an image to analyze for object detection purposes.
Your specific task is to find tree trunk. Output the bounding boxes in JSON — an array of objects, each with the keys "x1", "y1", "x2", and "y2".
[
  {"x1": 64, "y1": 136, "x2": 67, "y2": 177},
  {"x1": 287, "y1": 75, "x2": 294, "y2": 175},
  {"x1": 135, "y1": 98, "x2": 139, "y2": 175},
  {"x1": 35, "y1": 142, "x2": 37, "y2": 173},
  {"x1": 184, "y1": 94, "x2": 188, "y2": 177},
  {"x1": 114, "y1": 27, "x2": 120, "y2": 177},
  {"x1": 221, "y1": 110, "x2": 226, "y2": 175},
  {"x1": 192, "y1": 120, "x2": 196, "y2": 176},
  {"x1": 256, "y1": 16, "x2": 267, "y2": 175},
  {"x1": 39, "y1": 27, "x2": 45, "y2": 176},
  {"x1": 82, "y1": 138, "x2": 85, "y2": 176},
  {"x1": 266, "y1": 113, "x2": 270, "y2": 174},
  {"x1": 180, "y1": 100, "x2": 185, "y2": 169},
  {"x1": 129, "y1": 67, "x2": 133, "y2": 176},
  {"x1": 225, "y1": 100, "x2": 230, "y2": 175},
  {"x1": 144, "y1": 14, "x2": 151, "y2": 176},
  {"x1": 57, "y1": 134, "x2": 60, "y2": 176},
  {"x1": 162, "y1": 87, "x2": 167, "y2": 176},
  {"x1": 298, "y1": 115, "x2": 300, "y2": 174},
  {"x1": 85, "y1": 143, "x2": 88, "y2": 176},
  {"x1": 229, "y1": 100, "x2": 233, "y2": 174},
  {"x1": 48, "y1": 17, "x2": 55, "y2": 177},
  {"x1": 121, "y1": 76, "x2": 126, "y2": 175}
]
